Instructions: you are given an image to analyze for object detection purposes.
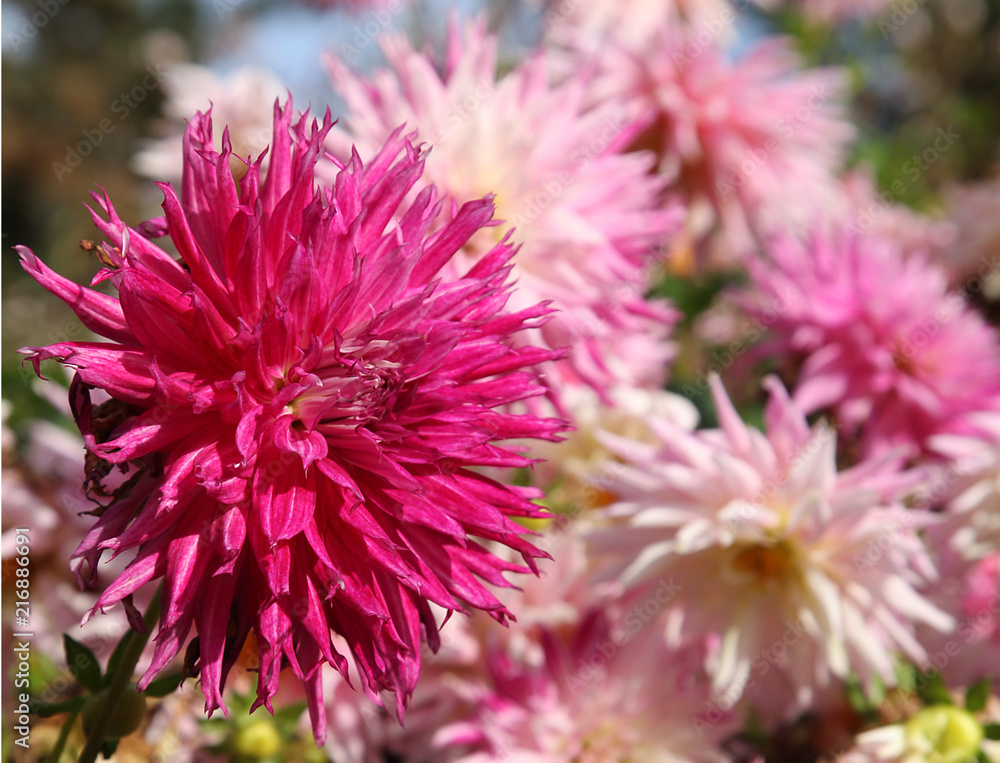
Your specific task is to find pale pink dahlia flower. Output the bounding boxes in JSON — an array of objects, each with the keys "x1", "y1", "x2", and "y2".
[
  {"x1": 742, "y1": 228, "x2": 1000, "y2": 457},
  {"x1": 591, "y1": 32, "x2": 853, "y2": 253},
  {"x1": 325, "y1": 19, "x2": 681, "y2": 402},
  {"x1": 18, "y1": 102, "x2": 565, "y2": 743},
  {"x1": 928, "y1": 414, "x2": 1000, "y2": 563},
  {"x1": 918, "y1": 421, "x2": 1000, "y2": 691},
  {"x1": 917, "y1": 548, "x2": 1000, "y2": 694},
  {"x1": 133, "y1": 63, "x2": 287, "y2": 185},
  {"x1": 444, "y1": 610, "x2": 730, "y2": 762},
  {"x1": 381, "y1": 603, "x2": 731, "y2": 762},
  {"x1": 593, "y1": 376, "x2": 952, "y2": 716}
]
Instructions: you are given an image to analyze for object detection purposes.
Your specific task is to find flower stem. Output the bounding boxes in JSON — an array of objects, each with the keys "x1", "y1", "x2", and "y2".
[
  {"x1": 47, "y1": 705, "x2": 81, "y2": 763},
  {"x1": 77, "y1": 587, "x2": 162, "y2": 763}
]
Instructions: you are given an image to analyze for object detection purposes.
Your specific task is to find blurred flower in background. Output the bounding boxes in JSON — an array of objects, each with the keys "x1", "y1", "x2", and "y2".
[
  {"x1": 132, "y1": 63, "x2": 286, "y2": 183},
  {"x1": 326, "y1": 17, "x2": 683, "y2": 410}
]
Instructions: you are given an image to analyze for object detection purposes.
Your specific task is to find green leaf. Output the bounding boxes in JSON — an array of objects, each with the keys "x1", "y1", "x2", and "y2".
[
  {"x1": 272, "y1": 702, "x2": 309, "y2": 733},
  {"x1": 844, "y1": 674, "x2": 883, "y2": 717},
  {"x1": 845, "y1": 679, "x2": 871, "y2": 714},
  {"x1": 965, "y1": 679, "x2": 991, "y2": 713},
  {"x1": 895, "y1": 661, "x2": 918, "y2": 693},
  {"x1": 28, "y1": 651, "x2": 62, "y2": 694},
  {"x1": 917, "y1": 671, "x2": 954, "y2": 707},
  {"x1": 869, "y1": 674, "x2": 887, "y2": 708},
  {"x1": 63, "y1": 635, "x2": 102, "y2": 694},
  {"x1": 199, "y1": 719, "x2": 232, "y2": 734},
  {"x1": 142, "y1": 672, "x2": 184, "y2": 698},
  {"x1": 272, "y1": 702, "x2": 308, "y2": 723},
  {"x1": 984, "y1": 723, "x2": 1000, "y2": 741},
  {"x1": 29, "y1": 696, "x2": 85, "y2": 718}
]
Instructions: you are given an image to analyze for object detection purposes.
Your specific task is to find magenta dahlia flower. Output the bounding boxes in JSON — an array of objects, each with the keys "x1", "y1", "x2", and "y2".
[
  {"x1": 18, "y1": 102, "x2": 566, "y2": 743},
  {"x1": 742, "y1": 227, "x2": 1000, "y2": 457}
]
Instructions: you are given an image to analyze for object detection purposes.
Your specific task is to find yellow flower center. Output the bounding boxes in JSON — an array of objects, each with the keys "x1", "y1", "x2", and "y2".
[{"x1": 730, "y1": 540, "x2": 798, "y2": 585}]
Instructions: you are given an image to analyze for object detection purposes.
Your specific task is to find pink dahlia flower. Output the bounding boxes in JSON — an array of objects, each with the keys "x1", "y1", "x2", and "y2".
[
  {"x1": 543, "y1": 0, "x2": 734, "y2": 56},
  {"x1": 836, "y1": 169, "x2": 956, "y2": 261},
  {"x1": 325, "y1": 18, "x2": 681, "y2": 404},
  {"x1": 917, "y1": 548, "x2": 1000, "y2": 694},
  {"x1": 586, "y1": 31, "x2": 853, "y2": 254},
  {"x1": 917, "y1": 421, "x2": 1000, "y2": 691},
  {"x1": 18, "y1": 101, "x2": 565, "y2": 743},
  {"x1": 742, "y1": 227, "x2": 1000, "y2": 457},
  {"x1": 941, "y1": 177, "x2": 1000, "y2": 288},
  {"x1": 435, "y1": 609, "x2": 731, "y2": 762},
  {"x1": 592, "y1": 376, "x2": 952, "y2": 717}
]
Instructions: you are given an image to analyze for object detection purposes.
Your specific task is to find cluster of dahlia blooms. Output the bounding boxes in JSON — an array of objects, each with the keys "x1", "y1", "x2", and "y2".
[{"x1": 12, "y1": 0, "x2": 1000, "y2": 761}]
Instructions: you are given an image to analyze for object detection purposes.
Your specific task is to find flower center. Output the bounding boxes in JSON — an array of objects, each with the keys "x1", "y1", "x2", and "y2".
[{"x1": 730, "y1": 540, "x2": 797, "y2": 585}]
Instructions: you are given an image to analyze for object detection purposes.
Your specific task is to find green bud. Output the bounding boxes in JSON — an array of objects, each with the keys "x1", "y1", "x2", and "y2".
[
  {"x1": 81, "y1": 685, "x2": 147, "y2": 740},
  {"x1": 903, "y1": 705, "x2": 984, "y2": 763},
  {"x1": 231, "y1": 718, "x2": 283, "y2": 760}
]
